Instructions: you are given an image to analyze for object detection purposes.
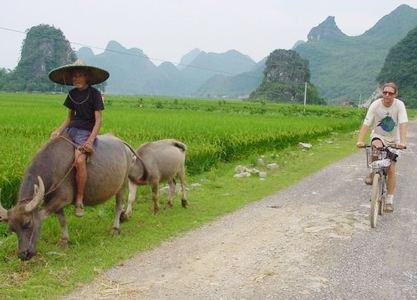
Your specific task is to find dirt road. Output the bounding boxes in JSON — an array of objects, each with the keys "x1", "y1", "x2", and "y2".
[{"x1": 62, "y1": 121, "x2": 417, "y2": 300}]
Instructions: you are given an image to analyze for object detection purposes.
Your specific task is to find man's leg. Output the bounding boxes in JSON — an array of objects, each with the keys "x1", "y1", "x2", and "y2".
[
  {"x1": 365, "y1": 139, "x2": 384, "y2": 185},
  {"x1": 74, "y1": 149, "x2": 87, "y2": 217},
  {"x1": 387, "y1": 162, "x2": 396, "y2": 195},
  {"x1": 385, "y1": 162, "x2": 396, "y2": 212}
]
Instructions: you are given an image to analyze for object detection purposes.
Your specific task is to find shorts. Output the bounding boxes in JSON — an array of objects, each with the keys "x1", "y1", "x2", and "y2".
[
  {"x1": 63, "y1": 127, "x2": 98, "y2": 148},
  {"x1": 370, "y1": 133, "x2": 397, "y2": 147},
  {"x1": 371, "y1": 135, "x2": 400, "y2": 161}
]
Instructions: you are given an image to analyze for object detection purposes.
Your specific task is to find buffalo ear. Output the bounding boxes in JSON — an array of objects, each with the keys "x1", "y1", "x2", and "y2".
[
  {"x1": 25, "y1": 176, "x2": 45, "y2": 213},
  {"x1": 0, "y1": 189, "x2": 8, "y2": 222}
]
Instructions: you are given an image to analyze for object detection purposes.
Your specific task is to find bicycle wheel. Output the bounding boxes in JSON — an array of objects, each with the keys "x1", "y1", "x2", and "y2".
[
  {"x1": 378, "y1": 181, "x2": 386, "y2": 216},
  {"x1": 370, "y1": 173, "x2": 381, "y2": 228}
]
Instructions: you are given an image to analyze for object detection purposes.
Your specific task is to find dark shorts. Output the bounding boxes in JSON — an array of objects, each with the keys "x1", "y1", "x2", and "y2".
[{"x1": 63, "y1": 127, "x2": 98, "y2": 148}]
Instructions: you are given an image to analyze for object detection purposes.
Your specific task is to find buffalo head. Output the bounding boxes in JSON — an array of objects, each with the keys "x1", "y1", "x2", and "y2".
[{"x1": 0, "y1": 176, "x2": 46, "y2": 260}]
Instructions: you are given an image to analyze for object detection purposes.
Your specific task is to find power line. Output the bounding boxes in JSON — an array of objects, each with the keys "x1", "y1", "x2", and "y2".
[{"x1": 0, "y1": 26, "x2": 25, "y2": 34}]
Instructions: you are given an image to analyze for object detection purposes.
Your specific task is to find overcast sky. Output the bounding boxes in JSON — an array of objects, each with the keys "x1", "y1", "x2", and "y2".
[{"x1": 1, "y1": 1, "x2": 416, "y2": 70}]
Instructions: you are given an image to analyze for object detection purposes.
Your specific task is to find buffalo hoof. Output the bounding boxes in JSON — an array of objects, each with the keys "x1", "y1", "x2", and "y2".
[
  {"x1": 124, "y1": 209, "x2": 133, "y2": 219},
  {"x1": 111, "y1": 227, "x2": 121, "y2": 236},
  {"x1": 58, "y1": 237, "x2": 70, "y2": 248},
  {"x1": 18, "y1": 250, "x2": 36, "y2": 261},
  {"x1": 120, "y1": 212, "x2": 128, "y2": 223}
]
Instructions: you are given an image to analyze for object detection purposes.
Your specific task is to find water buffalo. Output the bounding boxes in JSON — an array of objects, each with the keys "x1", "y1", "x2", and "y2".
[
  {"x1": 126, "y1": 139, "x2": 188, "y2": 216},
  {"x1": 0, "y1": 133, "x2": 143, "y2": 260}
]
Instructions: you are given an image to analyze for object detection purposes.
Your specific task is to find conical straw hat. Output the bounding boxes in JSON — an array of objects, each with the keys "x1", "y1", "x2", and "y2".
[{"x1": 48, "y1": 60, "x2": 109, "y2": 86}]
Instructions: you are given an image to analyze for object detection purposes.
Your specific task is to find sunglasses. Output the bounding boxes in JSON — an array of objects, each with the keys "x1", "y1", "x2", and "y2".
[{"x1": 383, "y1": 91, "x2": 395, "y2": 96}]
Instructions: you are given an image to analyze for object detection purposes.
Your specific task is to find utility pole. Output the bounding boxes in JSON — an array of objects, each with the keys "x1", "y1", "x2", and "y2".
[{"x1": 303, "y1": 82, "x2": 307, "y2": 111}]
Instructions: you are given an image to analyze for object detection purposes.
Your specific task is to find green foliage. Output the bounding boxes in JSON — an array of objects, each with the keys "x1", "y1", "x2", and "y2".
[
  {"x1": 1, "y1": 25, "x2": 76, "y2": 92},
  {"x1": 295, "y1": 5, "x2": 417, "y2": 104},
  {"x1": 0, "y1": 68, "x2": 11, "y2": 90},
  {"x1": 377, "y1": 26, "x2": 417, "y2": 108},
  {"x1": 249, "y1": 50, "x2": 322, "y2": 104}
]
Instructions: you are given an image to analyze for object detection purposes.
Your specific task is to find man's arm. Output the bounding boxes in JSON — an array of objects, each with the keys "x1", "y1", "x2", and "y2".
[
  {"x1": 50, "y1": 109, "x2": 73, "y2": 139},
  {"x1": 356, "y1": 124, "x2": 369, "y2": 148},
  {"x1": 398, "y1": 122, "x2": 407, "y2": 148}
]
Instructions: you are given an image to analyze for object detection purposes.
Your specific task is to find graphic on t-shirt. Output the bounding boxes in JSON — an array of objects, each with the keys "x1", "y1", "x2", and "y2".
[{"x1": 377, "y1": 116, "x2": 396, "y2": 132}]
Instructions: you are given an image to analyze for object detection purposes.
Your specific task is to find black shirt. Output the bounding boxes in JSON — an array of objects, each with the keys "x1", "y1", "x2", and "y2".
[{"x1": 64, "y1": 86, "x2": 104, "y2": 131}]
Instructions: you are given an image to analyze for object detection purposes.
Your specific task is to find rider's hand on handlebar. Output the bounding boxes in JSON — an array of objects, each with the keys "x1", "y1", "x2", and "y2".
[
  {"x1": 356, "y1": 141, "x2": 365, "y2": 148},
  {"x1": 397, "y1": 143, "x2": 406, "y2": 150}
]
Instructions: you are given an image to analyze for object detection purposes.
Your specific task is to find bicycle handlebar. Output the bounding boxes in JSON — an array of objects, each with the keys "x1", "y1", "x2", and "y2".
[{"x1": 358, "y1": 145, "x2": 406, "y2": 150}]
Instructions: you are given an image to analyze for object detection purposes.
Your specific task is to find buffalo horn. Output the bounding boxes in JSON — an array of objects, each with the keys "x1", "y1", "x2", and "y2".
[
  {"x1": 25, "y1": 176, "x2": 45, "y2": 213},
  {"x1": 0, "y1": 189, "x2": 8, "y2": 221}
]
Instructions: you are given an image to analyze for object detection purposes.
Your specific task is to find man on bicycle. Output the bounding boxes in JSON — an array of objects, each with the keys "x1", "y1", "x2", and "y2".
[{"x1": 356, "y1": 82, "x2": 408, "y2": 212}]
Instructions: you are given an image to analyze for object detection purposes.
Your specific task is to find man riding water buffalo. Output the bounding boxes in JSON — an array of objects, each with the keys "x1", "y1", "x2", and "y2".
[
  {"x1": 0, "y1": 61, "x2": 146, "y2": 260},
  {"x1": 49, "y1": 60, "x2": 109, "y2": 217},
  {"x1": 0, "y1": 61, "x2": 191, "y2": 260}
]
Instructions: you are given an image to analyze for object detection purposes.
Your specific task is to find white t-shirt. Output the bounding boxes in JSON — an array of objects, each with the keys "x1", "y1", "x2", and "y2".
[{"x1": 363, "y1": 98, "x2": 408, "y2": 145}]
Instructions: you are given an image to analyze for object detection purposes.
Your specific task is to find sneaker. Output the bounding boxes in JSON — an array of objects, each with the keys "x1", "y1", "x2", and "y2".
[
  {"x1": 384, "y1": 195, "x2": 394, "y2": 213},
  {"x1": 74, "y1": 203, "x2": 84, "y2": 217},
  {"x1": 385, "y1": 203, "x2": 394, "y2": 213},
  {"x1": 364, "y1": 173, "x2": 373, "y2": 185}
]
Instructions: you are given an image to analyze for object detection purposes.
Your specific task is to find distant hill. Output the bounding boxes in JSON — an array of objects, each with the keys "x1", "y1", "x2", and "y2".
[
  {"x1": 77, "y1": 43, "x2": 256, "y2": 96},
  {"x1": 188, "y1": 4, "x2": 417, "y2": 102},
  {"x1": 76, "y1": 4, "x2": 417, "y2": 102},
  {"x1": 195, "y1": 59, "x2": 265, "y2": 99},
  {"x1": 193, "y1": 4, "x2": 417, "y2": 102},
  {"x1": 377, "y1": 25, "x2": 417, "y2": 107},
  {"x1": 249, "y1": 49, "x2": 323, "y2": 104},
  {"x1": 3, "y1": 5, "x2": 416, "y2": 103},
  {"x1": 177, "y1": 48, "x2": 201, "y2": 70},
  {"x1": 78, "y1": 41, "x2": 167, "y2": 95},
  {"x1": 294, "y1": 4, "x2": 417, "y2": 104}
]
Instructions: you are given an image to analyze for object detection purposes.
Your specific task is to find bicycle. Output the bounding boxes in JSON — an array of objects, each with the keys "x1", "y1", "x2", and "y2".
[{"x1": 362, "y1": 145, "x2": 403, "y2": 228}]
